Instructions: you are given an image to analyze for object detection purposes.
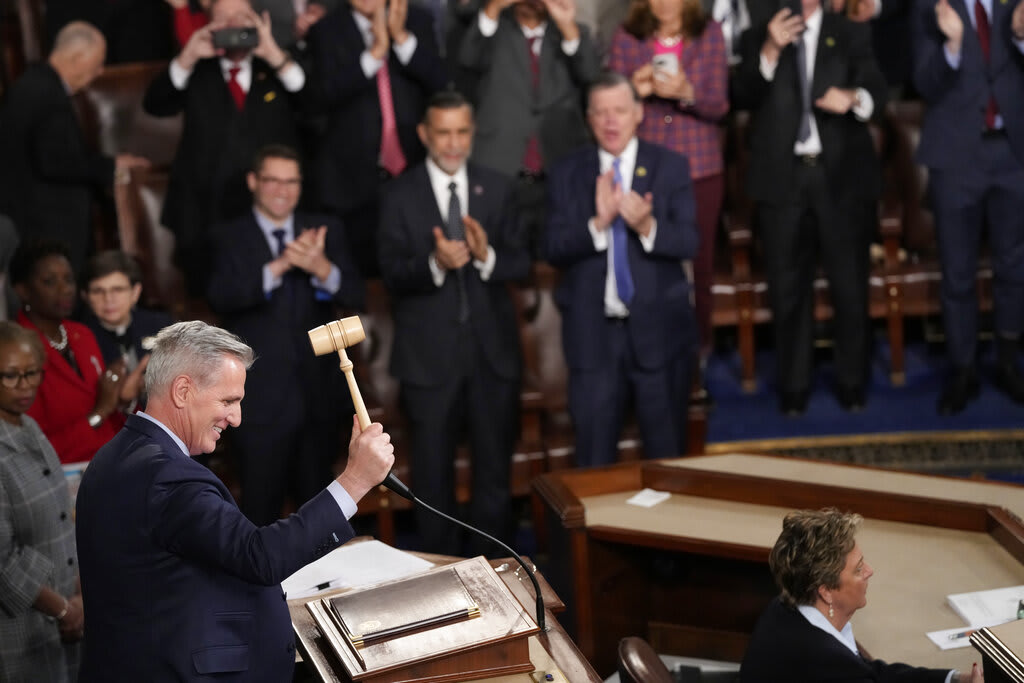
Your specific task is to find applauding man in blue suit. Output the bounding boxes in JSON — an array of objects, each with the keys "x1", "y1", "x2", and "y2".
[
  {"x1": 544, "y1": 71, "x2": 698, "y2": 467},
  {"x1": 76, "y1": 321, "x2": 395, "y2": 681}
]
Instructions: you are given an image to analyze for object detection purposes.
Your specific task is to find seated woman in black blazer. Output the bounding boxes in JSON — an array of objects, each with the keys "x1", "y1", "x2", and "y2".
[{"x1": 741, "y1": 508, "x2": 982, "y2": 683}]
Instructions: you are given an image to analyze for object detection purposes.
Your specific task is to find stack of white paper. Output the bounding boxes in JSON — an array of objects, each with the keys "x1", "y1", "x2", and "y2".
[{"x1": 282, "y1": 540, "x2": 435, "y2": 599}]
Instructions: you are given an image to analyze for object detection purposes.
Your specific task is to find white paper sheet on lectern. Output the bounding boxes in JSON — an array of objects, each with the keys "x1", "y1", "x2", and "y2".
[{"x1": 282, "y1": 540, "x2": 434, "y2": 599}]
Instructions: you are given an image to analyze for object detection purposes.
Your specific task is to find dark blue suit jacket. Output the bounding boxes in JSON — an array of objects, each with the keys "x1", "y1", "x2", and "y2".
[
  {"x1": 543, "y1": 140, "x2": 698, "y2": 372},
  {"x1": 740, "y1": 597, "x2": 950, "y2": 683},
  {"x1": 912, "y1": 0, "x2": 1024, "y2": 170},
  {"x1": 206, "y1": 210, "x2": 364, "y2": 425},
  {"x1": 379, "y1": 162, "x2": 530, "y2": 387},
  {"x1": 76, "y1": 415, "x2": 354, "y2": 681}
]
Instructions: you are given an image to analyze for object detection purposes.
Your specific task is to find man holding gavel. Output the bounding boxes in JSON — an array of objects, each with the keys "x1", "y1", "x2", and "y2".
[{"x1": 378, "y1": 89, "x2": 531, "y2": 556}]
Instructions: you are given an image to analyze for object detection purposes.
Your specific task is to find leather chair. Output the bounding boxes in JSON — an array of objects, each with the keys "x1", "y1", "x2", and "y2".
[{"x1": 618, "y1": 637, "x2": 676, "y2": 683}]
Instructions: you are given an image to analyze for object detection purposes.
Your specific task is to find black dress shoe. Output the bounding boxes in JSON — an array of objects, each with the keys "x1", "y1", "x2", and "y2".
[
  {"x1": 779, "y1": 390, "x2": 809, "y2": 416},
  {"x1": 937, "y1": 368, "x2": 980, "y2": 416},
  {"x1": 994, "y1": 362, "x2": 1024, "y2": 403},
  {"x1": 836, "y1": 385, "x2": 866, "y2": 412}
]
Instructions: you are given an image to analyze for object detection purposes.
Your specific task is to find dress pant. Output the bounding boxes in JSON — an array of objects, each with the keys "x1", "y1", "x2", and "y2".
[
  {"x1": 758, "y1": 157, "x2": 870, "y2": 394},
  {"x1": 401, "y1": 324, "x2": 519, "y2": 557},
  {"x1": 568, "y1": 318, "x2": 690, "y2": 468},
  {"x1": 514, "y1": 171, "x2": 547, "y2": 260},
  {"x1": 930, "y1": 133, "x2": 1024, "y2": 368}
]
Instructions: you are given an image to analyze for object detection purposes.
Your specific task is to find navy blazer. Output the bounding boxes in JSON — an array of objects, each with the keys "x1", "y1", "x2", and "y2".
[
  {"x1": 78, "y1": 306, "x2": 175, "y2": 366},
  {"x1": 76, "y1": 415, "x2": 354, "y2": 681},
  {"x1": 379, "y1": 162, "x2": 529, "y2": 387},
  {"x1": 207, "y1": 210, "x2": 364, "y2": 424},
  {"x1": 911, "y1": 0, "x2": 1024, "y2": 171},
  {"x1": 741, "y1": 597, "x2": 950, "y2": 683},
  {"x1": 544, "y1": 140, "x2": 698, "y2": 372},
  {"x1": 307, "y1": 4, "x2": 448, "y2": 215}
]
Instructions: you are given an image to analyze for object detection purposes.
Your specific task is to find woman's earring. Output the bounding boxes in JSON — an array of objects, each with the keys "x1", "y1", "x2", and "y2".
[{"x1": 828, "y1": 602, "x2": 834, "y2": 619}]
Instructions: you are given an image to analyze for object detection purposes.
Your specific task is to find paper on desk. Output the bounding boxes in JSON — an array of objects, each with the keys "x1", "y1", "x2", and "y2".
[
  {"x1": 626, "y1": 488, "x2": 671, "y2": 508},
  {"x1": 927, "y1": 627, "x2": 978, "y2": 650},
  {"x1": 282, "y1": 539, "x2": 434, "y2": 599},
  {"x1": 947, "y1": 585, "x2": 1024, "y2": 627}
]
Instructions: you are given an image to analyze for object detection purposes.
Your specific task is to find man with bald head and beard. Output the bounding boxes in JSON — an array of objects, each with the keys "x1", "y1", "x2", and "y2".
[{"x1": 0, "y1": 22, "x2": 149, "y2": 274}]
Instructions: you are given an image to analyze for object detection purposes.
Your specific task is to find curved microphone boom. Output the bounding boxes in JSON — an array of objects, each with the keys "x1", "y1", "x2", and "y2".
[{"x1": 308, "y1": 316, "x2": 545, "y2": 631}]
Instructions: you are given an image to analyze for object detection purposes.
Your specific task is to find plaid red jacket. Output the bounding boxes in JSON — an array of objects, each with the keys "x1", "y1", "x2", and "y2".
[{"x1": 607, "y1": 21, "x2": 729, "y2": 179}]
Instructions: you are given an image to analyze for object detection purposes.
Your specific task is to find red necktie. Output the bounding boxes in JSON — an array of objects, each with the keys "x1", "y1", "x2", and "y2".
[
  {"x1": 521, "y1": 35, "x2": 543, "y2": 174},
  {"x1": 227, "y1": 65, "x2": 246, "y2": 111},
  {"x1": 974, "y1": 0, "x2": 999, "y2": 130},
  {"x1": 377, "y1": 62, "x2": 407, "y2": 176}
]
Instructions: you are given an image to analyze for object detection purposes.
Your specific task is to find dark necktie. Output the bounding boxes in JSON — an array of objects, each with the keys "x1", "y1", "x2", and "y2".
[
  {"x1": 227, "y1": 65, "x2": 246, "y2": 111},
  {"x1": 975, "y1": 0, "x2": 999, "y2": 130},
  {"x1": 611, "y1": 158, "x2": 635, "y2": 307},
  {"x1": 272, "y1": 228, "x2": 287, "y2": 256},
  {"x1": 272, "y1": 227, "x2": 297, "y2": 309},
  {"x1": 447, "y1": 181, "x2": 470, "y2": 322},
  {"x1": 521, "y1": 35, "x2": 543, "y2": 173},
  {"x1": 794, "y1": 36, "x2": 812, "y2": 144},
  {"x1": 730, "y1": 0, "x2": 741, "y2": 52}
]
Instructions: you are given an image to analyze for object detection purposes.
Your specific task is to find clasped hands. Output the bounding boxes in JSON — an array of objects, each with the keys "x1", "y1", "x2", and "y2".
[
  {"x1": 594, "y1": 169, "x2": 654, "y2": 237},
  {"x1": 370, "y1": 0, "x2": 411, "y2": 60},
  {"x1": 270, "y1": 225, "x2": 333, "y2": 281},
  {"x1": 432, "y1": 216, "x2": 489, "y2": 271}
]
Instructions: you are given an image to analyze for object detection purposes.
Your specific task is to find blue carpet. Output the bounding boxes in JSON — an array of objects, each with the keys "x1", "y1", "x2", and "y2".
[{"x1": 705, "y1": 340, "x2": 1024, "y2": 444}]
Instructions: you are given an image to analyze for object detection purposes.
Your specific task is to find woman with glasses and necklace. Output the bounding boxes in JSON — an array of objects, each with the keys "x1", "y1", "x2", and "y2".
[
  {"x1": 10, "y1": 241, "x2": 138, "y2": 465},
  {"x1": 0, "y1": 321, "x2": 84, "y2": 682}
]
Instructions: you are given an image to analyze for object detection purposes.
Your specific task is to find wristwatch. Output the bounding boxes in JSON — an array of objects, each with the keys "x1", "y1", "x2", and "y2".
[{"x1": 88, "y1": 413, "x2": 102, "y2": 428}]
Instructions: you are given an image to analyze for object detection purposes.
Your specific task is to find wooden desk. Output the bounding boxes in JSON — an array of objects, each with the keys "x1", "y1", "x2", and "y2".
[
  {"x1": 289, "y1": 553, "x2": 601, "y2": 683},
  {"x1": 534, "y1": 453, "x2": 1024, "y2": 677}
]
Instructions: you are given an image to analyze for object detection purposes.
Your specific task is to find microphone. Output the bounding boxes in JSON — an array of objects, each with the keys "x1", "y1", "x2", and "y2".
[
  {"x1": 308, "y1": 316, "x2": 545, "y2": 631},
  {"x1": 383, "y1": 474, "x2": 547, "y2": 633}
]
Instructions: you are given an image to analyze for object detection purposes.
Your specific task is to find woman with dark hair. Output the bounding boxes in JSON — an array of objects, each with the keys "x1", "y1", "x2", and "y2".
[
  {"x1": 607, "y1": 0, "x2": 728, "y2": 392},
  {"x1": 10, "y1": 241, "x2": 139, "y2": 464},
  {"x1": 78, "y1": 249, "x2": 174, "y2": 373},
  {"x1": 741, "y1": 508, "x2": 982, "y2": 683},
  {"x1": 0, "y1": 321, "x2": 84, "y2": 682}
]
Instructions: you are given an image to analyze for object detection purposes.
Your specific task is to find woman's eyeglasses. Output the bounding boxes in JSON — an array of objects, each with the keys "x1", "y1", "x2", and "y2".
[{"x1": 0, "y1": 368, "x2": 45, "y2": 388}]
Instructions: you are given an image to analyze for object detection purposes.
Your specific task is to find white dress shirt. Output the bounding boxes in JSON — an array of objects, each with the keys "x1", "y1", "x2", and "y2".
[
  {"x1": 758, "y1": 7, "x2": 874, "y2": 155},
  {"x1": 586, "y1": 137, "x2": 657, "y2": 317},
  {"x1": 353, "y1": 10, "x2": 419, "y2": 79},
  {"x1": 424, "y1": 158, "x2": 496, "y2": 285},
  {"x1": 170, "y1": 53, "x2": 305, "y2": 92}
]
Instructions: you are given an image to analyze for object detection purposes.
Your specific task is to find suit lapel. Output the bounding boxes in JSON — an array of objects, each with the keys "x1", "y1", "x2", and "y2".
[
  {"x1": 466, "y1": 164, "x2": 487, "y2": 221},
  {"x1": 631, "y1": 142, "x2": 653, "y2": 198},
  {"x1": 811, "y1": 13, "x2": 836, "y2": 99},
  {"x1": 414, "y1": 165, "x2": 445, "y2": 231}
]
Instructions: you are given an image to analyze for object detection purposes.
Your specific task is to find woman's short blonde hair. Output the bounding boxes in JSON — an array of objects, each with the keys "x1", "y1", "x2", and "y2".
[{"x1": 768, "y1": 508, "x2": 862, "y2": 607}]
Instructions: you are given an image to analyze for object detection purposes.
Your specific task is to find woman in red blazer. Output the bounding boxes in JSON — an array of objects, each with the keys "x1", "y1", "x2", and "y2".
[{"x1": 10, "y1": 241, "x2": 135, "y2": 464}]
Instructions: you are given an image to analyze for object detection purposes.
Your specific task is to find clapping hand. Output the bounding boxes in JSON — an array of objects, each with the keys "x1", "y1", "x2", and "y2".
[{"x1": 432, "y1": 227, "x2": 471, "y2": 270}]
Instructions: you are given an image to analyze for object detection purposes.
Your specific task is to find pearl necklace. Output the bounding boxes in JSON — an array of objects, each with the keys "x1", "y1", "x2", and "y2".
[{"x1": 47, "y1": 324, "x2": 69, "y2": 352}]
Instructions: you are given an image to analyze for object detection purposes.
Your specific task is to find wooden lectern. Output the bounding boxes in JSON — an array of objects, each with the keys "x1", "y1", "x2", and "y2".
[
  {"x1": 973, "y1": 621, "x2": 1024, "y2": 683},
  {"x1": 300, "y1": 556, "x2": 539, "y2": 683}
]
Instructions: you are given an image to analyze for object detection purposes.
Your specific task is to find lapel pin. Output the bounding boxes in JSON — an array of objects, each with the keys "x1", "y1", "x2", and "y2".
[
  {"x1": 636, "y1": 166, "x2": 647, "y2": 177},
  {"x1": 264, "y1": 91, "x2": 276, "y2": 102},
  {"x1": 473, "y1": 184, "x2": 483, "y2": 195},
  {"x1": 825, "y1": 36, "x2": 835, "y2": 47}
]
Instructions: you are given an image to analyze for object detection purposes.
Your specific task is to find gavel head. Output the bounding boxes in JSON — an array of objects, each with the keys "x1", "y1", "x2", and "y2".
[{"x1": 308, "y1": 316, "x2": 366, "y2": 356}]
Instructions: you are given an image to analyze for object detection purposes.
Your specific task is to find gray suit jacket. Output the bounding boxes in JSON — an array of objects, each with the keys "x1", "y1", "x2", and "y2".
[{"x1": 459, "y1": 10, "x2": 600, "y2": 177}]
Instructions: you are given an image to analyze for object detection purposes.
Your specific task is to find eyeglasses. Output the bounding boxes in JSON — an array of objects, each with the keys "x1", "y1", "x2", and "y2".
[
  {"x1": 0, "y1": 368, "x2": 44, "y2": 388},
  {"x1": 87, "y1": 285, "x2": 132, "y2": 298}
]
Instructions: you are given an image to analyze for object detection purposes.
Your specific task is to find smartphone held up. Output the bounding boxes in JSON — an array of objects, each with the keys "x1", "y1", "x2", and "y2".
[{"x1": 212, "y1": 27, "x2": 260, "y2": 49}]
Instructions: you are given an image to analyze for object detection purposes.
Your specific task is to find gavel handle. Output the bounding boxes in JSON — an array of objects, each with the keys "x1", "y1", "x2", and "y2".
[{"x1": 336, "y1": 348, "x2": 413, "y2": 501}]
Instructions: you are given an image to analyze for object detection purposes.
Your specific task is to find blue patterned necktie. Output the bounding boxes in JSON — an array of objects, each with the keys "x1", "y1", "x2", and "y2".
[{"x1": 611, "y1": 158, "x2": 635, "y2": 306}]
